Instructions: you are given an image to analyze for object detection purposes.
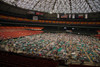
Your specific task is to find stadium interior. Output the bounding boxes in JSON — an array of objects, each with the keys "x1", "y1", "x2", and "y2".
[{"x1": 0, "y1": 0, "x2": 100, "y2": 67}]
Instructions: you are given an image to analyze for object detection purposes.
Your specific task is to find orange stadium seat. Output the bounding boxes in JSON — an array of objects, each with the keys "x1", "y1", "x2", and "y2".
[
  {"x1": 48, "y1": 21, "x2": 51, "y2": 23},
  {"x1": 96, "y1": 22, "x2": 100, "y2": 24},
  {"x1": 0, "y1": 15, "x2": 9, "y2": 19},
  {"x1": 17, "y1": 18, "x2": 24, "y2": 21},
  {"x1": 9, "y1": 17, "x2": 16, "y2": 20}
]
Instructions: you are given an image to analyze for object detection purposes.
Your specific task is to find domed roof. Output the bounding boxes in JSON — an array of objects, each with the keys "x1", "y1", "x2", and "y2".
[{"x1": 2, "y1": 0, "x2": 100, "y2": 13}]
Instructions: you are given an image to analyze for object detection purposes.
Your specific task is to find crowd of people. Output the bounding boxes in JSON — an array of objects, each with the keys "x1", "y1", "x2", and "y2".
[{"x1": 0, "y1": 33, "x2": 100, "y2": 65}]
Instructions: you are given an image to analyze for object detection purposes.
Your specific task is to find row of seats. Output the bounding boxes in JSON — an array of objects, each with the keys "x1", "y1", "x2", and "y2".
[
  {"x1": 0, "y1": 15, "x2": 100, "y2": 25},
  {"x1": 95, "y1": 35, "x2": 100, "y2": 39},
  {"x1": 0, "y1": 30, "x2": 43, "y2": 40},
  {"x1": 0, "y1": 26, "x2": 44, "y2": 30},
  {"x1": 95, "y1": 30, "x2": 100, "y2": 39}
]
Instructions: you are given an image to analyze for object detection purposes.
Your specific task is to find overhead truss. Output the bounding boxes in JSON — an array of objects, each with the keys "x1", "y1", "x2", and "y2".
[{"x1": 2, "y1": 0, "x2": 100, "y2": 13}]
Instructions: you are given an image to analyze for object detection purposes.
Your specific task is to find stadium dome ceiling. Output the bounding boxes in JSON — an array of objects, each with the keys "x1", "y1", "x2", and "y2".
[{"x1": 2, "y1": 0, "x2": 100, "y2": 14}]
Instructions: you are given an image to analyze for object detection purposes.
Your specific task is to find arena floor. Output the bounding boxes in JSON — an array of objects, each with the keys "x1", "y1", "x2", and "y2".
[{"x1": 0, "y1": 33, "x2": 100, "y2": 66}]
